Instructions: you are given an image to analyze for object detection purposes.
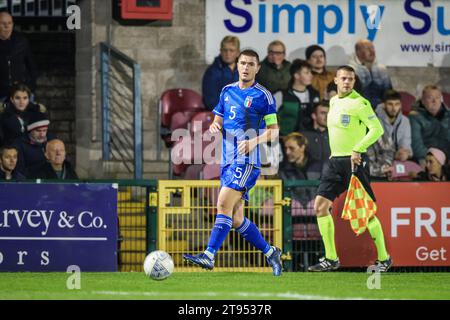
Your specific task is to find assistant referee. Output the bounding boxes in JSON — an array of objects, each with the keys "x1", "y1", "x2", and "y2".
[{"x1": 308, "y1": 65, "x2": 392, "y2": 272}]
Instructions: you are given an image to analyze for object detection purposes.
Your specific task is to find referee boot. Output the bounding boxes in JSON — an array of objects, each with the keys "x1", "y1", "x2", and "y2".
[
  {"x1": 370, "y1": 256, "x2": 393, "y2": 272},
  {"x1": 266, "y1": 246, "x2": 282, "y2": 276},
  {"x1": 183, "y1": 253, "x2": 215, "y2": 270},
  {"x1": 308, "y1": 257, "x2": 340, "y2": 272}
]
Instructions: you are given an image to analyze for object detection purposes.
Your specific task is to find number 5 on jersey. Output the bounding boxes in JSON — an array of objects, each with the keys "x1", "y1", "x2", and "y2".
[{"x1": 229, "y1": 106, "x2": 236, "y2": 120}]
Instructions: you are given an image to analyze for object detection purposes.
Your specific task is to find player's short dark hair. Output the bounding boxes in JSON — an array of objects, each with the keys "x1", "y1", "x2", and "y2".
[
  {"x1": 237, "y1": 49, "x2": 260, "y2": 64},
  {"x1": 313, "y1": 100, "x2": 330, "y2": 113},
  {"x1": 383, "y1": 89, "x2": 401, "y2": 103},
  {"x1": 289, "y1": 59, "x2": 311, "y2": 76},
  {"x1": 336, "y1": 65, "x2": 356, "y2": 75},
  {"x1": 283, "y1": 132, "x2": 308, "y2": 147},
  {"x1": 0, "y1": 145, "x2": 18, "y2": 157}
]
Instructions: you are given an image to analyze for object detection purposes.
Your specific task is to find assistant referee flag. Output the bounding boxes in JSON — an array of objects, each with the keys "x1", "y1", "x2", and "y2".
[{"x1": 342, "y1": 174, "x2": 377, "y2": 235}]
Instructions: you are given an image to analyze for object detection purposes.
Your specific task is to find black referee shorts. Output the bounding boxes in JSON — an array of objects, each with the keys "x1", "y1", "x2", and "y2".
[{"x1": 316, "y1": 154, "x2": 376, "y2": 202}]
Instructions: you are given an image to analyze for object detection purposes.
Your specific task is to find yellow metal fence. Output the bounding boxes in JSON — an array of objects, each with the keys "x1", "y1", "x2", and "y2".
[{"x1": 157, "y1": 180, "x2": 283, "y2": 272}]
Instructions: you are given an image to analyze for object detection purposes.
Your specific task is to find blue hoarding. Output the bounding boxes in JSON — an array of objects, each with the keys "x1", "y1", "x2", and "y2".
[{"x1": 0, "y1": 183, "x2": 118, "y2": 271}]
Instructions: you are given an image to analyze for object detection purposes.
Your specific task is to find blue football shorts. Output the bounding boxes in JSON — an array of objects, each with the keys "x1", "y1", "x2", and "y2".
[{"x1": 220, "y1": 163, "x2": 260, "y2": 201}]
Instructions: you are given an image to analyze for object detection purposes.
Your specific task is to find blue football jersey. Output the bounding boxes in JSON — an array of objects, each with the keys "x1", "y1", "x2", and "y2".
[{"x1": 213, "y1": 82, "x2": 277, "y2": 167}]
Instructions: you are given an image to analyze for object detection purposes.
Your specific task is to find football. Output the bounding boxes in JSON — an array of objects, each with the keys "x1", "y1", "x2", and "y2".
[{"x1": 143, "y1": 250, "x2": 174, "y2": 280}]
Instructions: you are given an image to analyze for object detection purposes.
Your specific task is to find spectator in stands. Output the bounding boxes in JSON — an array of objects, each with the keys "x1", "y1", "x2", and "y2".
[
  {"x1": 0, "y1": 11, "x2": 38, "y2": 102},
  {"x1": 278, "y1": 132, "x2": 321, "y2": 180},
  {"x1": 305, "y1": 45, "x2": 335, "y2": 100},
  {"x1": 202, "y1": 36, "x2": 240, "y2": 110},
  {"x1": 411, "y1": 148, "x2": 449, "y2": 181},
  {"x1": 368, "y1": 90, "x2": 413, "y2": 178},
  {"x1": 0, "y1": 145, "x2": 24, "y2": 181},
  {"x1": 302, "y1": 100, "x2": 330, "y2": 174},
  {"x1": 0, "y1": 83, "x2": 46, "y2": 146},
  {"x1": 275, "y1": 59, "x2": 320, "y2": 136},
  {"x1": 348, "y1": 39, "x2": 392, "y2": 108},
  {"x1": 409, "y1": 85, "x2": 450, "y2": 166},
  {"x1": 256, "y1": 40, "x2": 291, "y2": 93},
  {"x1": 14, "y1": 111, "x2": 55, "y2": 176},
  {"x1": 28, "y1": 139, "x2": 78, "y2": 180}
]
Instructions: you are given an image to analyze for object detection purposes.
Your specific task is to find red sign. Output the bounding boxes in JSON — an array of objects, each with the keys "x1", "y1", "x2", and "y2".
[
  {"x1": 121, "y1": 0, "x2": 173, "y2": 20},
  {"x1": 332, "y1": 182, "x2": 450, "y2": 267}
]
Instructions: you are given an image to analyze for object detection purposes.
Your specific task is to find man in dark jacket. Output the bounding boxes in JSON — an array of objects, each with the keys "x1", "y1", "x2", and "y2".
[
  {"x1": 202, "y1": 36, "x2": 240, "y2": 110},
  {"x1": 256, "y1": 40, "x2": 291, "y2": 94},
  {"x1": 0, "y1": 11, "x2": 38, "y2": 100},
  {"x1": 0, "y1": 145, "x2": 25, "y2": 181},
  {"x1": 302, "y1": 100, "x2": 331, "y2": 175},
  {"x1": 409, "y1": 85, "x2": 450, "y2": 165},
  {"x1": 28, "y1": 139, "x2": 78, "y2": 180}
]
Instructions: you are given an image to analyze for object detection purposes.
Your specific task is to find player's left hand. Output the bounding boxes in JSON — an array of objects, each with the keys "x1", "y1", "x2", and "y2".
[{"x1": 238, "y1": 139, "x2": 257, "y2": 155}]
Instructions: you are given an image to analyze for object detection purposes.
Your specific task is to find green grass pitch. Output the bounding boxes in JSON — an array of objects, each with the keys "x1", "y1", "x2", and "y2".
[{"x1": 1, "y1": 272, "x2": 449, "y2": 300}]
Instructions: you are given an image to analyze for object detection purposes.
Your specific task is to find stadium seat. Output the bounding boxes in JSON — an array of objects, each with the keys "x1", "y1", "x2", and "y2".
[
  {"x1": 159, "y1": 88, "x2": 205, "y2": 148},
  {"x1": 184, "y1": 164, "x2": 204, "y2": 179},
  {"x1": 189, "y1": 111, "x2": 215, "y2": 134},
  {"x1": 203, "y1": 163, "x2": 221, "y2": 180},
  {"x1": 398, "y1": 91, "x2": 416, "y2": 115},
  {"x1": 293, "y1": 223, "x2": 321, "y2": 240},
  {"x1": 443, "y1": 92, "x2": 450, "y2": 108}
]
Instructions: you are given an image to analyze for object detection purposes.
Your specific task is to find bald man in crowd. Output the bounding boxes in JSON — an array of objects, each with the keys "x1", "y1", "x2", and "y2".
[
  {"x1": 348, "y1": 39, "x2": 392, "y2": 108},
  {"x1": 28, "y1": 139, "x2": 78, "y2": 180},
  {"x1": 0, "y1": 11, "x2": 38, "y2": 101}
]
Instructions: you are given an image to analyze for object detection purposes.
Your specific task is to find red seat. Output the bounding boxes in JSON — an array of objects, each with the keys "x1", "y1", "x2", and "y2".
[
  {"x1": 184, "y1": 164, "x2": 205, "y2": 179},
  {"x1": 159, "y1": 88, "x2": 205, "y2": 147},
  {"x1": 189, "y1": 111, "x2": 215, "y2": 134},
  {"x1": 443, "y1": 92, "x2": 450, "y2": 109},
  {"x1": 398, "y1": 91, "x2": 416, "y2": 116},
  {"x1": 203, "y1": 163, "x2": 221, "y2": 180}
]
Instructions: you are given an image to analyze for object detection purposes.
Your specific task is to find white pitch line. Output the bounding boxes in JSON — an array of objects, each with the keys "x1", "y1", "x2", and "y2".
[{"x1": 91, "y1": 290, "x2": 380, "y2": 300}]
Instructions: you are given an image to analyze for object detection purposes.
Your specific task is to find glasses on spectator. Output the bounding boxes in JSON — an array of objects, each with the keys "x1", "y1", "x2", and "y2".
[{"x1": 269, "y1": 50, "x2": 285, "y2": 55}]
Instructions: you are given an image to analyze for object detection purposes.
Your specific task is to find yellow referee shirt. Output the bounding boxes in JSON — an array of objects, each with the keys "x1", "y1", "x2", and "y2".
[{"x1": 328, "y1": 90, "x2": 384, "y2": 157}]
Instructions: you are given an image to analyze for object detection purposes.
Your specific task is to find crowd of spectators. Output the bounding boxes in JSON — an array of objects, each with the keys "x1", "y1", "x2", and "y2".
[
  {"x1": 203, "y1": 36, "x2": 450, "y2": 183},
  {"x1": 0, "y1": 11, "x2": 77, "y2": 181}
]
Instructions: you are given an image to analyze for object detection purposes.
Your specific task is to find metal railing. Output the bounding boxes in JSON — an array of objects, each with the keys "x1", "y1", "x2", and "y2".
[{"x1": 100, "y1": 42, "x2": 143, "y2": 179}]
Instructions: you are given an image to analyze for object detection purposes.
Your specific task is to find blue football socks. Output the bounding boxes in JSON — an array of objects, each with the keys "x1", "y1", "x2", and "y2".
[{"x1": 205, "y1": 214, "x2": 233, "y2": 258}]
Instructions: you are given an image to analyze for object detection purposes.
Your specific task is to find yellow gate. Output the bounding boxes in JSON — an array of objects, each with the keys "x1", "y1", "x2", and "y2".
[{"x1": 158, "y1": 180, "x2": 283, "y2": 272}]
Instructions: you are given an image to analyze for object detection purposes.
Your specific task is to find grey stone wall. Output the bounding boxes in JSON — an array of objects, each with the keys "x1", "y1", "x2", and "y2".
[
  {"x1": 75, "y1": 0, "x2": 449, "y2": 179},
  {"x1": 28, "y1": 32, "x2": 76, "y2": 163}
]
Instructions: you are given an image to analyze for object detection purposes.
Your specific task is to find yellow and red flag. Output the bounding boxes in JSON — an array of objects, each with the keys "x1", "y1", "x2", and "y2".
[{"x1": 342, "y1": 174, "x2": 377, "y2": 235}]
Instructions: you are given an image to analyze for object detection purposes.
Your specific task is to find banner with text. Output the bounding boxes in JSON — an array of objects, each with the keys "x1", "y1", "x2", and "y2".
[
  {"x1": 206, "y1": 0, "x2": 450, "y2": 67},
  {"x1": 333, "y1": 182, "x2": 450, "y2": 267},
  {"x1": 0, "y1": 183, "x2": 118, "y2": 271}
]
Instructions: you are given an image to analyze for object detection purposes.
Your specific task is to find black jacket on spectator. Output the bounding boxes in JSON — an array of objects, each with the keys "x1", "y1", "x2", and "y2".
[
  {"x1": 27, "y1": 160, "x2": 78, "y2": 180},
  {"x1": 278, "y1": 155, "x2": 322, "y2": 181},
  {"x1": 0, "y1": 168, "x2": 25, "y2": 181},
  {"x1": 0, "y1": 100, "x2": 44, "y2": 146},
  {"x1": 0, "y1": 31, "x2": 38, "y2": 97},
  {"x1": 13, "y1": 133, "x2": 56, "y2": 176},
  {"x1": 302, "y1": 128, "x2": 331, "y2": 171}
]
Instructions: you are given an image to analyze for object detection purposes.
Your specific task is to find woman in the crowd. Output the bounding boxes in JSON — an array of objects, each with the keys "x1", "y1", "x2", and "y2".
[
  {"x1": 0, "y1": 83, "x2": 46, "y2": 146},
  {"x1": 413, "y1": 147, "x2": 449, "y2": 181}
]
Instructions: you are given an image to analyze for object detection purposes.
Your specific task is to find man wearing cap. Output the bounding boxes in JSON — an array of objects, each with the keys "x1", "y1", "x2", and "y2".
[
  {"x1": 13, "y1": 111, "x2": 55, "y2": 176},
  {"x1": 305, "y1": 45, "x2": 335, "y2": 100}
]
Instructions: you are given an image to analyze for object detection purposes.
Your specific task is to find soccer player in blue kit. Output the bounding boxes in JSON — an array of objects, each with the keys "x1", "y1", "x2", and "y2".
[{"x1": 183, "y1": 49, "x2": 283, "y2": 276}]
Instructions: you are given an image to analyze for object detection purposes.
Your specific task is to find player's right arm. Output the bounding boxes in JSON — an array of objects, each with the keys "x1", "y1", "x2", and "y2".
[
  {"x1": 210, "y1": 86, "x2": 227, "y2": 133},
  {"x1": 209, "y1": 115, "x2": 223, "y2": 133}
]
